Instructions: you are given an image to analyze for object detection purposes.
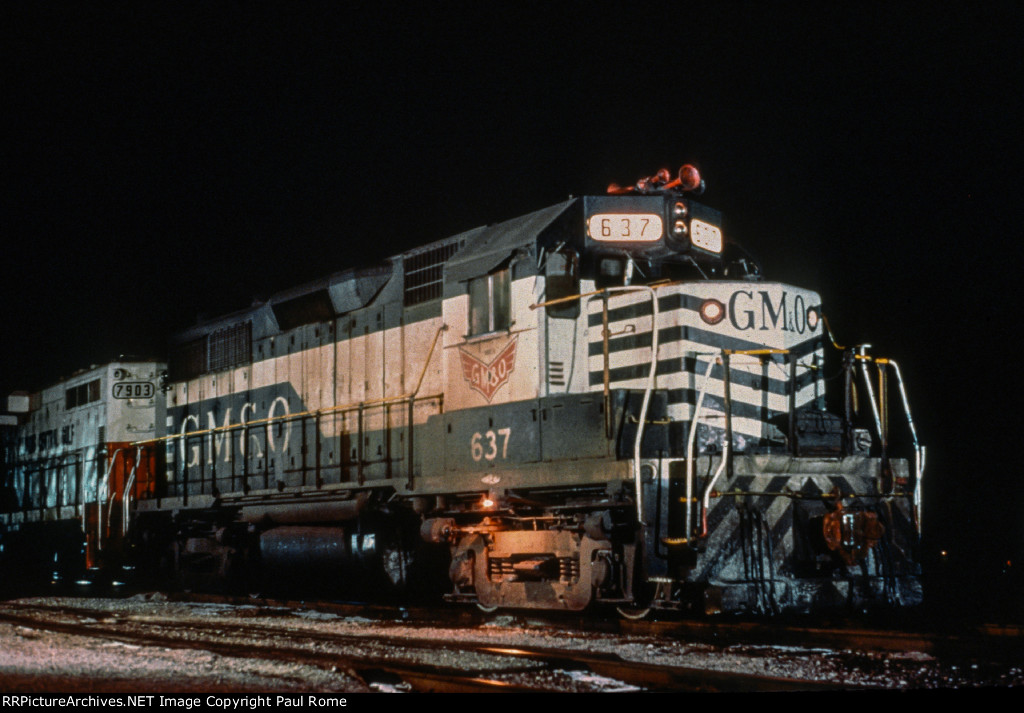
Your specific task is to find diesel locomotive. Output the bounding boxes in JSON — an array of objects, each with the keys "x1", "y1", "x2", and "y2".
[{"x1": 0, "y1": 165, "x2": 924, "y2": 615}]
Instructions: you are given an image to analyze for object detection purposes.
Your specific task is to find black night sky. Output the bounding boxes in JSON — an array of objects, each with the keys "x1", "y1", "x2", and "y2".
[{"x1": 3, "y1": 5, "x2": 1023, "y2": 611}]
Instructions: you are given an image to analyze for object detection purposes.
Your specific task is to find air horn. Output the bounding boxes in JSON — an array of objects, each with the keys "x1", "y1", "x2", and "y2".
[{"x1": 607, "y1": 164, "x2": 704, "y2": 195}]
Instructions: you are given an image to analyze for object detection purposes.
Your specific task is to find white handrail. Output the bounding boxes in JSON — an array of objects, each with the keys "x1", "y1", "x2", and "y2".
[
  {"x1": 123, "y1": 447, "x2": 143, "y2": 538},
  {"x1": 586, "y1": 285, "x2": 659, "y2": 528},
  {"x1": 628, "y1": 287, "x2": 658, "y2": 527},
  {"x1": 857, "y1": 345, "x2": 884, "y2": 445},
  {"x1": 81, "y1": 451, "x2": 90, "y2": 535},
  {"x1": 700, "y1": 356, "x2": 731, "y2": 537},
  {"x1": 887, "y1": 359, "x2": 925, "y2": 535},
  {"x1": 685, "y1": 357, "x2": 718, "y2": 541},
  {"x1": 98, "y1": 448, "x2": 123, "y2": 554}
]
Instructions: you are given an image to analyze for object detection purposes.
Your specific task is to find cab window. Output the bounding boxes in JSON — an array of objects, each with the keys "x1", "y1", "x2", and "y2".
[
  {"x1": 545, "y1": 249, "x2": 580, "y2": 319},
  {"x1": 469, "y1": 268, "x2": 510, "y2": 335}
]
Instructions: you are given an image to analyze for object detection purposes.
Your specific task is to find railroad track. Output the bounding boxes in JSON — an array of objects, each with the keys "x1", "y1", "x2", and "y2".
[
  {"x1": 166, "y1": 591, "x2": 1024, "y2": 661},
  {"x1": 0, "y1": 599, "x2": 867, "y2": 693},
  {"x1": 621, "y1": 617, "x2": 1024, "y2": 661}
]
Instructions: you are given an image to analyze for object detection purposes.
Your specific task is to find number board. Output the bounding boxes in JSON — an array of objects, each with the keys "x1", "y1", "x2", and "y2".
[
  {"x1": 113, "y1": 382, "x2": 155, "y2": 399},
  {"x1": 587, "y1": 213, "x2": 663, "y2": 242},
  {"x1": 583, "y1": 195, "x2": 666, "y2": 248}
]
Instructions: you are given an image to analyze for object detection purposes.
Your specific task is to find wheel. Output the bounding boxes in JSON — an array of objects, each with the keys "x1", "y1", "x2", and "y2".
[
  {"x1": 476, "y1": 602, "x2": 499, "y2": 613},
  {"x1": 615, "y1": 544, "x2": 655, "y2": 620},
  {"x1": 616, "y1": 604, "x2": 652, "y2": 621}
]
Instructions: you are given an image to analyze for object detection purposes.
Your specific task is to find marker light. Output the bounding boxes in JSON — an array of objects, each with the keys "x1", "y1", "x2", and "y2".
[
  {"x1": 806, "y1": 308, "x2": 820, "y2": 330},
  {"x1": 700, "y1": 298, "x2": 726, "y2": 325},
  {"x1": 673, "y1": 201, "x2": 688, "y2": 218}
]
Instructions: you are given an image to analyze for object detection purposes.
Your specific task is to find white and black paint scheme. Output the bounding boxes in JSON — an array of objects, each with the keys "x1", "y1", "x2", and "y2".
[{"x1": 1, "y1": 166, "x2": 924, "y2": 614}]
